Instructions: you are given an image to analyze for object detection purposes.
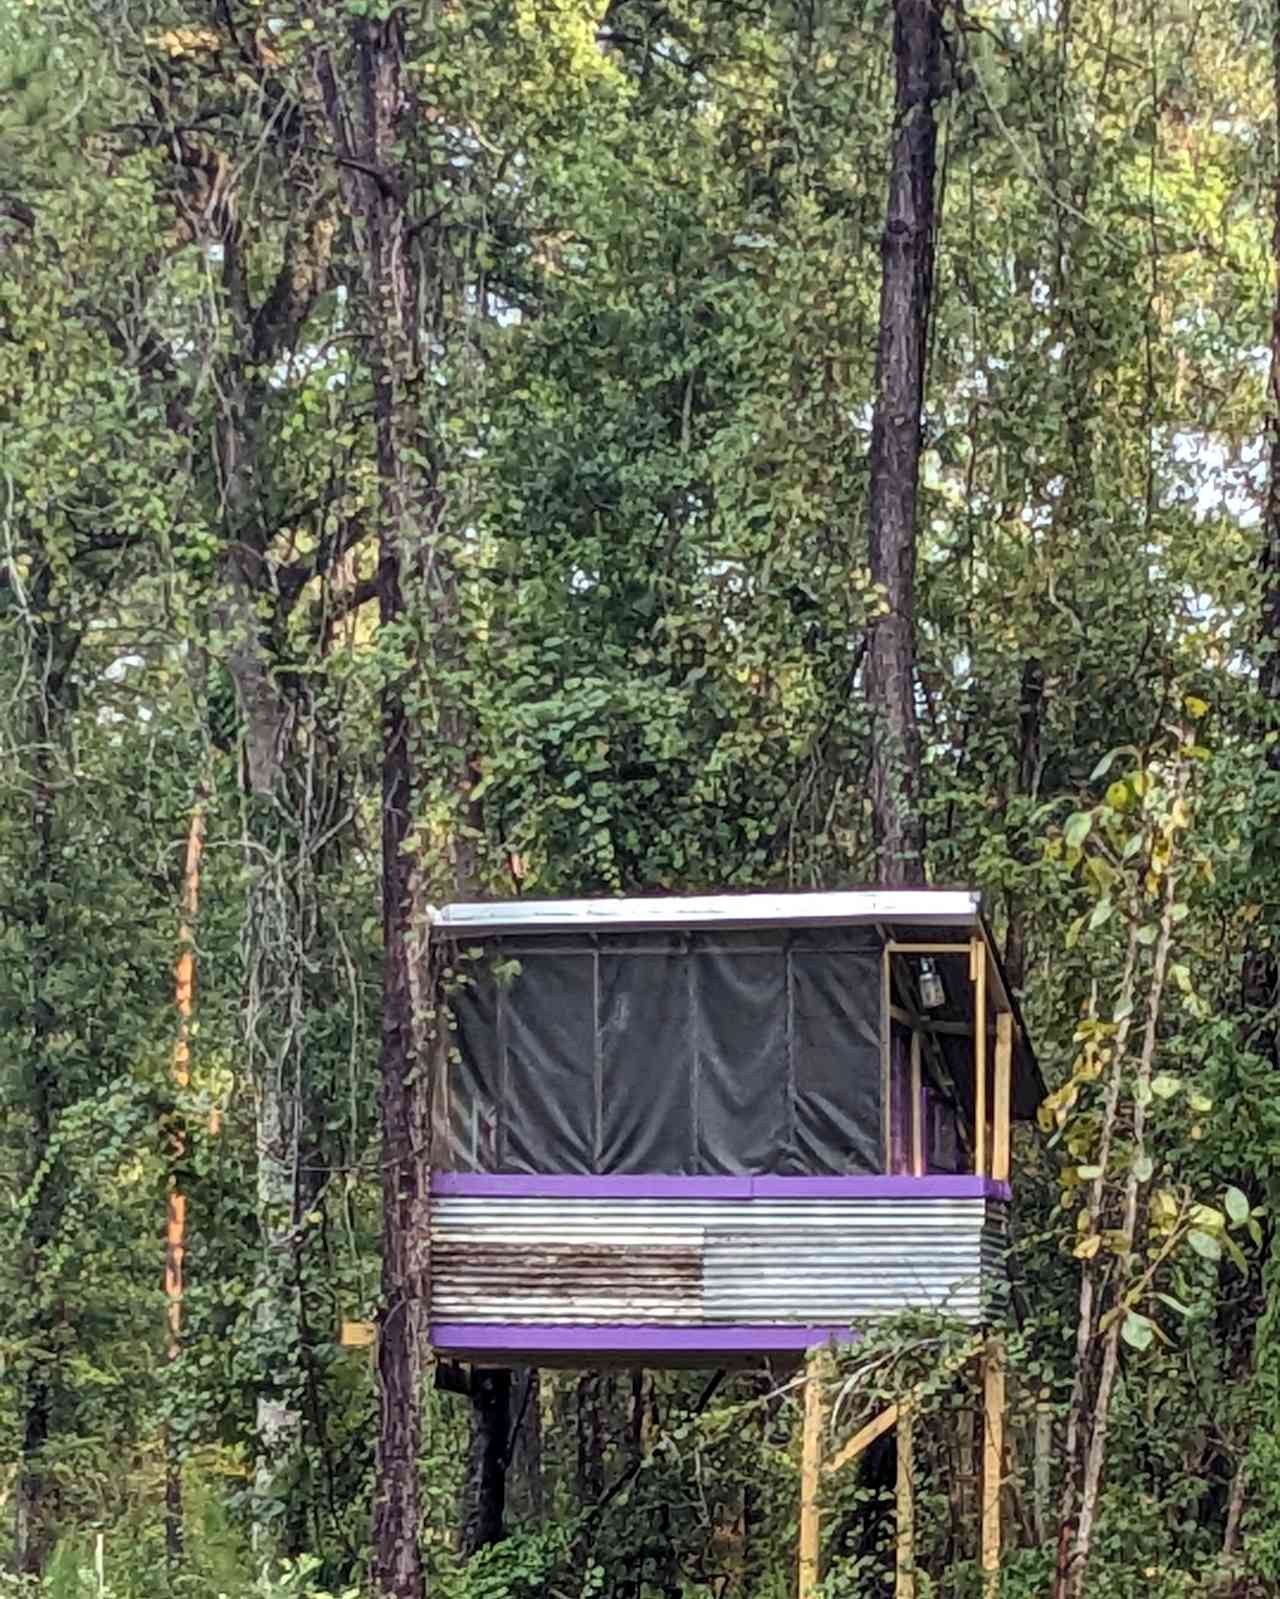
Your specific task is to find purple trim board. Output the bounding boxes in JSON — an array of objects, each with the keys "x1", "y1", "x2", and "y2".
[
  {"x1": 431, "y1": 1172, "x2": 1011, "y2": 1201},
  {"x1": 431, "y1": 1323, "x2": 859, "y2": 1354}
]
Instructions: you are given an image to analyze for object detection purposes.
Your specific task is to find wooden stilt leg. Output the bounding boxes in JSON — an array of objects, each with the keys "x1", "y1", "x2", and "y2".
[
  {"x1": 981, "y1": 1336, "x2": 1005, "y2": 1598},
  {"x1": 799, "y1": 1348, "x2": 826, "y2": 1599},
  {"x1": 896, "y1": 1402, "x2": 915, "y2": 1598}
]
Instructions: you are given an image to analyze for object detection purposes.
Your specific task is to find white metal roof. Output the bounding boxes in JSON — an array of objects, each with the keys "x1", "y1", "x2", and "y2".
[{"x1": 433, "y1": 889, "x2": 981, "y2": 934}]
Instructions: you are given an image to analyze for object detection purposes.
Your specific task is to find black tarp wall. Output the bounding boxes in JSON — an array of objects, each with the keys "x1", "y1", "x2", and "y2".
[{"x1": 444, "y1": 926, "x2": 886, "y2": 1177}]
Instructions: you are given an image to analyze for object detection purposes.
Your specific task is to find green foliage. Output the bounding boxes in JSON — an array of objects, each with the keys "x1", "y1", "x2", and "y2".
[{"x1": 3, "y1": 0, "x2": 1280, "y2": 1591}]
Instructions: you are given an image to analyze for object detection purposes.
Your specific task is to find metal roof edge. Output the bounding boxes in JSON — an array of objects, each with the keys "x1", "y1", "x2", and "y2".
[{"x1": 435, "y1": 888, "x2": 982, "y2": 933}]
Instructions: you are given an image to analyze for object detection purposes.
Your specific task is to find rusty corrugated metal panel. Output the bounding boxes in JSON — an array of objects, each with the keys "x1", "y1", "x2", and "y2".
[
  {"x1": 431, "y1": 1196, "x2": 1005, "y2": 1327},
  {"x1": 432, "y1": 1242, "x2": 702, "y2": 1320}
]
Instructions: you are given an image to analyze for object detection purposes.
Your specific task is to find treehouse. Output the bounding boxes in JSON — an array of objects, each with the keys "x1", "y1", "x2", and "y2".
[{"x1": 427, "y1": 888, "x2": 1042, "y2": 1366}]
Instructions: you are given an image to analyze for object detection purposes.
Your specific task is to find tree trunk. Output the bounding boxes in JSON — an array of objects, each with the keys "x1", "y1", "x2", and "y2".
[
  {"x1": 1229, "y1": 5, "x2": 1280, "y2": 1574},
  {"x1": 165, "y1": 796, "x2": 206, "y2": 1563},
  {"x1": 13, "y1": 601, "x2": 67, "y2": 1576},
  {"x1": 460, "y1": 1369, "x2": 513, "y2": 1555},
  {"x1": 576, "y1": 1373, "x2": 605, "y2": 1503},
  {"x1": 14, "y1": 744, "x2": 53, "y2": 1575},
  {"x1": 865, "y1": 0, "x2": 943, "y2": 886},
  {"x1": 207, "y1": 201, "x2": 305, "y2": 1561},
  {"x1": 1261, "y1": 0, "x2": 1280, "y2": 742},
  {"x1": 1003, "y1": 654, "x2": 1045, "y2": 995},
  {"x1": 320, "y1": 15, "x2": 437, "y2": 1597},
  {"x1": 509, "y1": 1368, "x2": 545, "y2": 1521}
]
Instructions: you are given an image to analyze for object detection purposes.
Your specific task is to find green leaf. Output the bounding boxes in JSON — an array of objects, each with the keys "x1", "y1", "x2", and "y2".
[
  {"x1": 1090, "y1": 749, "x2": 1121, "y2": 781},
  {"x1": 1155, "y1": 1293, "x2": 1191, "y2": 1317},
  {"x1": 1088, "y1": 897, "x2": 1113, "y2": 931},
  {"x1": 1150, "y1": 1074, "x2": 1181, "y2": 1099},
  {"x1": 1132, "y1": 1153, "x2": 1154, "y2": 1182},
  {"x1": 1121, "y1": 1311, "x2": 1154, "y2": 1350},
  {"x1": 1187, "y1": 1229, "x2": 1222, "y2": 1262},
  {"x1": 1225, "y1": 1186, "x2": 1249, "y2": 1226},
  {"x1": 1076, "y1": 1164, "x2": 1103, "y2": 1180},
  {"x1": 1064, "y1": 811, "x2": 1093, "y2": 849}
]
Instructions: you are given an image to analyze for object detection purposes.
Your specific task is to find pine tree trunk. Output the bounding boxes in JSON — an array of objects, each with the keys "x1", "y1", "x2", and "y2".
[
  {"x1": 321, "y1": 15, "x2": 438, "y2": 1596},
  {"x1": 865, "y1": 0, "x2": 943, "y2": 887},
  {"x1": 14, "y1": 598, "x2": 68, "y2": 1576},
  {"x1": 460, "y1": 1369, "x2": 512, "y2": 1554},
  {"x1": 509, "y1": 1368, "x2": 544, "y2": 1521},
  {"x1": 1262, "y1": 0, "x2": 1280, "y2": 752},
  {"x1": 14, "y1": 731, "x2": 53, "y2": 1575}
]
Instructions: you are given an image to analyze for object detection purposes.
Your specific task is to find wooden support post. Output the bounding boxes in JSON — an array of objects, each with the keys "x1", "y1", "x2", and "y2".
[
  {"x1": 981, "y1": 1335, "x2": 1005, "y2": 1597},
  {"x1": 896, "y1": 1402, "x2": 915, "y2": 1598},
  {"x1": 993, "y1": 1011, "x2": 1012, "y2": 1183},
  {"x1": 799, "y1": 1347, "x2": 827, "y2": 1599},
  {"x1": 971, "y1": 938, "x2": 987, "y2": 1177},
  {"x1": 910, "y1": 1032, "x2": 924, "y2": 1176}
]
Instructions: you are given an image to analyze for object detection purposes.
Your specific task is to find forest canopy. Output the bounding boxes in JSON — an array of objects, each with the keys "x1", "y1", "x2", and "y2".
[{"x1": 3, "y1": 0, "x2": 1280, "y2": 1596}]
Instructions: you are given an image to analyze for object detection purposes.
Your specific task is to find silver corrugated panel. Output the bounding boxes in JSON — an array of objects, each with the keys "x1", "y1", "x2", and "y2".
[
  {"x1": 431, "y1": 1196, "x2": 1004, "y2": 1327},
  {"x1": 434, "y1": 1198, "x2": 989, "y2": 1231},
  {"x1": 979, "y1": 1203, "x2": 1010, "y2": 1312}
]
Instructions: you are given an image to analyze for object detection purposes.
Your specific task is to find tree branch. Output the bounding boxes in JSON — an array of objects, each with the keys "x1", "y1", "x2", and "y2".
[{"x1": 276, "y1": 518, "x2": 372, "y2": 613}]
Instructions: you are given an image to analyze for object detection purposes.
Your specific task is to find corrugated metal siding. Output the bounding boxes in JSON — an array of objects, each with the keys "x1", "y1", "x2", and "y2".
[
  {"x1": 431, "y1": 1196, "x2": 1006, "y2": 1326},
  {"x1": 980, "y1": 1201, "x2": 1010, "y2": 1312}
]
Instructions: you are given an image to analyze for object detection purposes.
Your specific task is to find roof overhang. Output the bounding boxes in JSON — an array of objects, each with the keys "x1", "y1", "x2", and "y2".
[{"x1": 433, "y1": 888, "x2": 981, "y2": 935}]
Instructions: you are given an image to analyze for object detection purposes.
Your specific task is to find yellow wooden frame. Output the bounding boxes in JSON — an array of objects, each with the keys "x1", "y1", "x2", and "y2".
[
  {"x1": 971, "y1": 937, "x2": 988, "y2": 1177},
  {"x1": 885, "y1": 934, "x2": 1016, "y2": 1184},
  {"x1": 910, "y1": 1031, "x2": 924, "y2": 1177},
  {"x1": 799, "y1": 1337, "x2": 996, "y2": 1598},
  {"x1": 798, "y1": 1347, "x2": 829, "y2": 1598},
  {"x1": 993, "y1": 1011, "x2": 1012, "y2": 1183},
  {"x1": 982, "y1": 1337, "x2": 1006, "y2": 1597},
  {"x1": 809, "y1": 929, "x2": 1013, "y2": 1597}
]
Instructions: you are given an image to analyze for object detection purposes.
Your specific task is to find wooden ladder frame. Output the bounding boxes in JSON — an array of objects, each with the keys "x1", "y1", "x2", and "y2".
[{"x1": 798, "y1": 1336, "x2": 1005, "y2": 1599}]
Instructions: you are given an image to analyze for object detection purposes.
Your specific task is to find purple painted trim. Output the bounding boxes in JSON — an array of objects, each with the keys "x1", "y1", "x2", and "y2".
[
  {"x1": 431, "y1": 1172, "x2": 1012, "y2": 1201},
  {"x1": 748, "y1": 1175, "x2": 1010, "y2": 1199},
  {"x1": 431, "y1": 1323, "x2": 859, "y2": 1354}
]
